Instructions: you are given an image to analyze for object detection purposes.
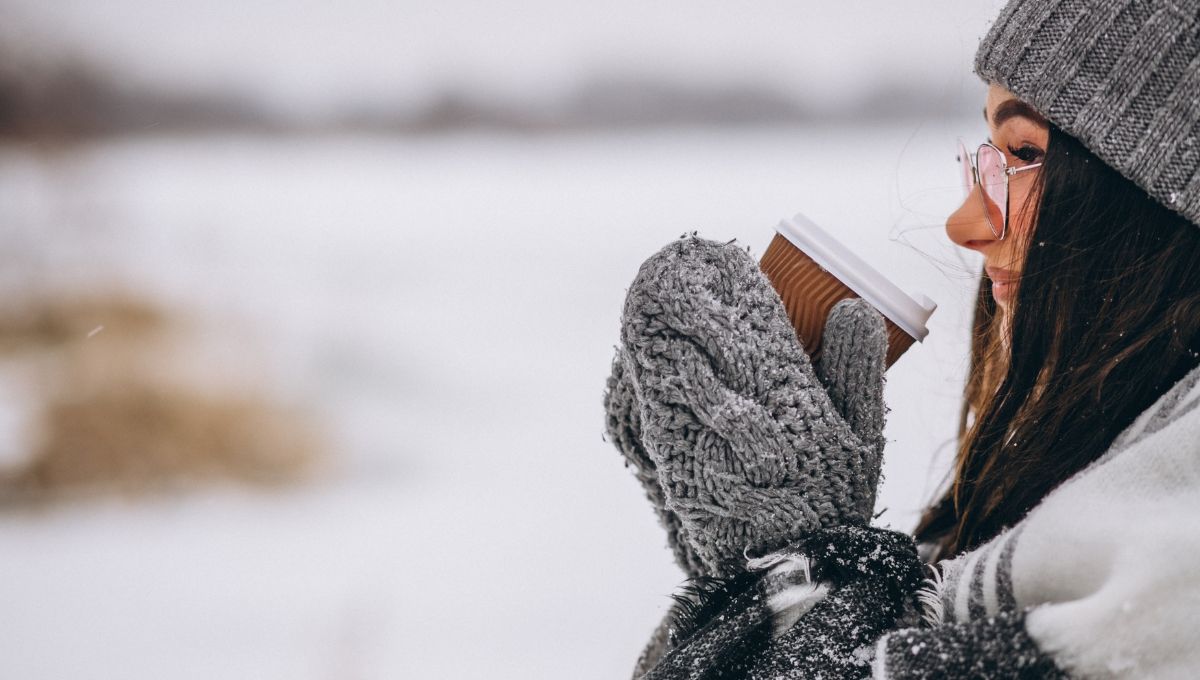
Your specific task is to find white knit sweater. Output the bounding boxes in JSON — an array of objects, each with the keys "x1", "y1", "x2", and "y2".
[{"x1": 874, "y1": 363, "x2": 1200, "y2": 679}]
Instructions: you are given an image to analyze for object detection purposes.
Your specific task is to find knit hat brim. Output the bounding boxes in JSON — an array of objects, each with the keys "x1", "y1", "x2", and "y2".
[{"x1": 974, "y1": 0, "x2": 1200, "y2": 229}]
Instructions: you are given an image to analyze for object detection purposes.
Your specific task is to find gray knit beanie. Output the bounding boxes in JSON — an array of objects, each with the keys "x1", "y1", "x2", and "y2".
[{"x1": 974, "y1": 0, "x2": 1200, "y2": 228}]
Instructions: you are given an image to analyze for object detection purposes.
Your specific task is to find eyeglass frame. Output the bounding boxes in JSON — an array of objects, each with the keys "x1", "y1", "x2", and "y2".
[{"x1": 956, "y1": 138, "x2": 1043, "y2": 240}]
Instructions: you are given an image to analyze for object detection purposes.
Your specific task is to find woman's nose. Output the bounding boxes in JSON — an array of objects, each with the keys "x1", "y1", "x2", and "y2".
[{"x1": 945, "y1": 184, "x2": 997, "y2": 252}]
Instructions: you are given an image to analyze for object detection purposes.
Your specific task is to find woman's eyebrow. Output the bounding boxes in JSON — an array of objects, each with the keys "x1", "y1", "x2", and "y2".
[{"x1": 986, "y1": 100, "x2": 1049, "y2": 128}]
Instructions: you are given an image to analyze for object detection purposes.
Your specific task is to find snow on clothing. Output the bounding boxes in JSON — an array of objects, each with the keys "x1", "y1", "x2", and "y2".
[
  {"x1": 634, "y1": 525, "x2": 934, "y2": 680},
  {"x1": 604, "y1": 237, "x2": 1200, "y2": 679}
]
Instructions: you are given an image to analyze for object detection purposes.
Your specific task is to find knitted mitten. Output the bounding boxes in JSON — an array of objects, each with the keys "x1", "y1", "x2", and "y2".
[
  {"x1": 612, "y1": 235, "x2": 888, "y2": 577},
  {"x1": 605, "y1": 354, "x2": 709, "y2": 579}
]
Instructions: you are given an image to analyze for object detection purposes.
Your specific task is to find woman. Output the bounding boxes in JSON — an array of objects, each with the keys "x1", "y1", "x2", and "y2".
[{"x1": 603, "y1": 0, "x2": 1200, "y2": 677}]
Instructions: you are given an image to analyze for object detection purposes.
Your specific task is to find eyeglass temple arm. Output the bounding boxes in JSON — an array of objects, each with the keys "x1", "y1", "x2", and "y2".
[{"x1": 1006, "y1": 162, "x2": 1043, "y2": 176}]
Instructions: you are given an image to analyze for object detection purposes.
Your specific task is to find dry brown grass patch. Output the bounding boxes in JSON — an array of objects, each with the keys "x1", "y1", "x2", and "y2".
[
  {"x1": 0, "y1": 293, "x2": 324, "y2": 506},
  {"x1": 0, "y1": 295, "x2": 165, "y2": 354}
]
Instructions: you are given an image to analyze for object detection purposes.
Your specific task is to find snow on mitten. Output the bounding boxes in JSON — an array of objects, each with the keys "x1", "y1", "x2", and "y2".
[{"x1": 617, "y1": 235, "x2": 888, "y2": 578}]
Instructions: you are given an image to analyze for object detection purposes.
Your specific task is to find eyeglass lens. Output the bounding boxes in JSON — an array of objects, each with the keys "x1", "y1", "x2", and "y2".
[
  {"x1": 977, "y1": 145, "x2": 1007, "y2": 238},
  {"x1": 956, "y1": 140, "x2": 1007, "y2": 239}
]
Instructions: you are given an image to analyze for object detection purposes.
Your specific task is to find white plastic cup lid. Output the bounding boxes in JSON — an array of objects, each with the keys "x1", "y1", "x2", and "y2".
[{"x1": 775, "y1": 213, "x2": 937, "y2": 342}]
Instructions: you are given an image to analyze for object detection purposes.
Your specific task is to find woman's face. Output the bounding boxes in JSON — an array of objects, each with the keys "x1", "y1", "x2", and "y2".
[{"x1": 945, "y1": 84, "x2": 1050, "y2": 309}]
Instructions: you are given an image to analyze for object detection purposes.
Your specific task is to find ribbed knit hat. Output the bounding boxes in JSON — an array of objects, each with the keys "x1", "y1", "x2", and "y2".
[{"x1": 975, "y1": 0, "x2": 1200, "y2": 228}]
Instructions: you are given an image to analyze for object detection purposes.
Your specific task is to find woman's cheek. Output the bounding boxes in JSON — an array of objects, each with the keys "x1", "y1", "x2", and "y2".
[{"x1": 1010, "y1": 184, "x2": 1040, "y2": 238}]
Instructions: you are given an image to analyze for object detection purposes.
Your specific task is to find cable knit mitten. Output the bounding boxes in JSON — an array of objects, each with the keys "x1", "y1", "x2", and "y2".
[
  {"x1": 605, "y1": 355, "x2": 709, "y2": 579},
  {"x1": 614, "y1": 235, "x2": 888, "y2": 578}
]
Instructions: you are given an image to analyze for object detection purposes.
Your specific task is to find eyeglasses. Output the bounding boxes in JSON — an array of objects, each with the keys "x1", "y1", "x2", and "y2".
[{"x1": 956, "y1": 139, "x2": 1043, "y2": 240}]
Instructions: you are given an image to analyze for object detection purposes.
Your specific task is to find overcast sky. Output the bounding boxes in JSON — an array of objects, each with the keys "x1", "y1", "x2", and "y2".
[{"x1": 2, "y1": 0, "x2": 1008, "y2": 116}]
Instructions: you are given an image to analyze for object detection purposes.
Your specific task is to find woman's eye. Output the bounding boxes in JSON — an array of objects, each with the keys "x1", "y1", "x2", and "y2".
[{"x1": 1008, "y1": 145, "x2": 1043, "y2": 163}]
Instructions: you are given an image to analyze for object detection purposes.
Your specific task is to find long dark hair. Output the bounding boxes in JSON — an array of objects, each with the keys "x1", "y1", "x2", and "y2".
[{"x1": 915, "y1": 124, "x2": 1200, "y2": 561}]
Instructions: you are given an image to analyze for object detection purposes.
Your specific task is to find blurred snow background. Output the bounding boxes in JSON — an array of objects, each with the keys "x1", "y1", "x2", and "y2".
[{"x1": 0, "y1": 1, "x2": 1002, "y2": 678}]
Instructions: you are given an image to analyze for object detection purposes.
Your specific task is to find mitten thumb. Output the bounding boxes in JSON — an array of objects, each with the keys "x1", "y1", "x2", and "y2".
[{"x1": 814, "y1": 298, "x2": 887, "y2": 452}]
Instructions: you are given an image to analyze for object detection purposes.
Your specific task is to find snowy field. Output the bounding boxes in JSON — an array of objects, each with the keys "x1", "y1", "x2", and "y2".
[{"x1": 0, "y1": 121, "x2": 983, "y2": 679}]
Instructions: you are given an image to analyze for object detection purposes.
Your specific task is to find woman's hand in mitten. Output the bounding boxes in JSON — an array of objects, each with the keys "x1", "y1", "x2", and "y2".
[
  {"x1": 604, "y1": 352, "x2": 709, "y2": 578},
  {"x1": 617, "y1": 235, "x2": 889, "y2": 577}
]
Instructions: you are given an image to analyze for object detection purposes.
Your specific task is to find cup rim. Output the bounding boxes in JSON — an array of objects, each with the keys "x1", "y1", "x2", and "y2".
[{"x1": 775, "y1": 213, "x2": 937, "y2": 341}]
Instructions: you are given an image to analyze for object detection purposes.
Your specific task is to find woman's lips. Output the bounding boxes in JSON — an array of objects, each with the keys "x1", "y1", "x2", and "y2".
[{"x1": 986, "y1": 266, "x2": 1017, "y2": 303}]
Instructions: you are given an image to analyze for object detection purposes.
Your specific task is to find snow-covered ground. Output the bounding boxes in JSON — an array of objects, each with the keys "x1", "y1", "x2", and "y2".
[{"x1": 0, "y1": 121, "x2": 984, "y2": 679}]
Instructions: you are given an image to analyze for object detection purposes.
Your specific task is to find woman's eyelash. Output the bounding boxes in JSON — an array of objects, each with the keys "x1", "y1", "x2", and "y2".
[
  {"x1": 1008, "y1": 145, "x2": 1043, "y2": 163},
  {"x1": 984, "y1": 137, "x2": 1045, "y2": 163}
]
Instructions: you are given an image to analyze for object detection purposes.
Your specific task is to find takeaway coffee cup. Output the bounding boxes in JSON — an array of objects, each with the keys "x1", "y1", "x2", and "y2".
[{"x1": 759, "y1": 213, "x2": 937, "y2": 368}]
